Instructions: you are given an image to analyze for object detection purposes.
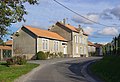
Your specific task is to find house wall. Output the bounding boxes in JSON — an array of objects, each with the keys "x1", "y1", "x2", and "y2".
[
  {"x1": 37, "y1": 37, "x2": 67, "y2": 55},
  {"x1": 49, "y1": 24, "x2": 72, "y2": 57},
  {"x1": 13, "y1": 27, "x2": 36, "y2": 59},
  {"x1": 0, "y1": 49, "x2": 1, "y2": 60},
  {"x1": 72, "y1": 32, "x2": 88, "y2": 57},
  {"x1": 49, "y1": 23, "x2": 88, "y2": 57},
  {"x1": 88, "y1": 46, "x2": 96, "y2": 52}
]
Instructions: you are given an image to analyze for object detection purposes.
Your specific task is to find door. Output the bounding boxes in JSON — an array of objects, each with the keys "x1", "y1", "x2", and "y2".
[{"x1": 63, "y1": 45, "x2": 67, "y2": 54}]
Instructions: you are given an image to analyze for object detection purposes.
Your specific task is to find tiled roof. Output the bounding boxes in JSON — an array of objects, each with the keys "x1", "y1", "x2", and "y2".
[
  {"x1": 56, "y1": 22, "x2": 88, "y2": 36},
  {"x1": 88, "y1": 41, "x2": 95, "y2": 46},
  {"x1": 65, "y1": 24, "x2": 79, "y2": 32},
  {"x1": 95, "y1": 44, "x2": 103, "y2": 48},
  {"x1": 24, "y1": 26, "x2": 67, "y2": 41},
  {"x1": 5, "y1": 40, "x2": 12, "y2": 45},
  {"x1": 0, "y1": 46, "x2": 12, "y2": 50}
]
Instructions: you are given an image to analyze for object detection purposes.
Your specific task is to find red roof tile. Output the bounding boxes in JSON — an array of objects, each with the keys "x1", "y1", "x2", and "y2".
[
  {"x1": 24, "y1": 26, "x2": 67, "y2": 41},
  {"x1": 0, "y1": 46, "x2": 12, "y2": 50},
  {"x1": 56, "y1": 22, "x2": 88, "y2": 36},
  {"x1": 5, "y1": 40, "x2": 12, "y2": 45},
  {"x1": 88, "y1": 41, "x2": 95, "y2": 46}
]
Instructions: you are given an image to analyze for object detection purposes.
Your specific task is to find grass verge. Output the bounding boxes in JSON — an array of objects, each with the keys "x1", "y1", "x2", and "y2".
[
  {"x1": 90, "y1": 55, "x2": 120, "y2": 82},
  {"x1": 0, "y1": 62, "x2": 39, "y2": 82}
]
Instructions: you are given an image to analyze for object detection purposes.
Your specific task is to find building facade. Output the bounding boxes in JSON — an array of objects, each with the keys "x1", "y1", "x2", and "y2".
[
  {"x1": 49, "y1": 21, "x2": 88, "y2": 57},
  {"x1": 0, "y1": 40, "x2": 12, "y2": 60},
  {"x1": 13, "y1": 20, "x2": 89, "y2": 59},
  {"x1": 88, "y1": 41, "x2": 96, "y2": 56},
  {"x1": 13, "y1": 26, "x2": 67, "y2": 59}
]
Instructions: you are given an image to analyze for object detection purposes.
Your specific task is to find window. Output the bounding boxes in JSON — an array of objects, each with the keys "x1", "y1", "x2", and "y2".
[
  {"x1": 54, "y1": 41, "x2": 59, "y2": 51},
  {"x1": 42, "y1": 39, "x2": 49, "y2": 50},
  {"x1": 79, "y1": 36, "x2": 82, "y2": 43},
  {"x1": 80, "y1": 47, "x2": 83, "y2": 54},
  {"x1": 75, "y1": 35, "x2": 76, "y2": 43},
  {"x1": 82, "y1": 37, "x2": 84, "y2": 44},
  {"x1": 84, "y1": 46, "x2": 86, "y2": 54},
  {"x1": 75, "y1": 35, "x2": 78, "y2": 43},
  {"x1": 84, "y1": 38, "x2": 86, "y2": 44},
  {"x1": 76, "y1": 46, "x2": 78, "y2": 54},
  {"x1": 76, "y1": 35, "x2": 79, "y2": 43}
]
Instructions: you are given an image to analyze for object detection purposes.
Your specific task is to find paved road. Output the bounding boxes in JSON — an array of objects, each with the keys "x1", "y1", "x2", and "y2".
[{"x1": 23, "y1": 57, "x2": 101, "y2": 82}]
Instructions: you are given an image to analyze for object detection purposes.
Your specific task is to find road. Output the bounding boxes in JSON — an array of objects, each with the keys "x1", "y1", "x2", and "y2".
[{"x1": 23, "y1": 57, "x2": 101, "y2": 82}]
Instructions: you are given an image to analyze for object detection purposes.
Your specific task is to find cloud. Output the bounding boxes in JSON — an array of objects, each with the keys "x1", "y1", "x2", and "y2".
[
  {"x1": 83, "y1": 27, "x2": 94, "y2": 35},
  {"x1": 98, "y1": 27, "x2": 119, "y2": 36},
  {"x1": 110, "y1": 6, "x2": 120, "y2": 19},
  {"x1": 101, "y1": 6, "x2": 120, "y2": 20},
  {"x1": 72, "y1": 13, "x2": 99, "y2": 24},
  {"x1": 100, "y1": 9, "x2": 113, "y2": 20}
]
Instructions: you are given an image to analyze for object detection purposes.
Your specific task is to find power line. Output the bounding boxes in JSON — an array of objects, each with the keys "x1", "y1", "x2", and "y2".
[{"x1": 53, "y1": 0, "x2": 117, "y2": 27}]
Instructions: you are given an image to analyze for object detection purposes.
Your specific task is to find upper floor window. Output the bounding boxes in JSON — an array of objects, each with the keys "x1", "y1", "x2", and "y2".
[
  {"x1": 75, "y1": 35, "x2": 78, "y2": 43},
  {"x1": 79, "y1": 36, "x2": 82, "y2": 43}
]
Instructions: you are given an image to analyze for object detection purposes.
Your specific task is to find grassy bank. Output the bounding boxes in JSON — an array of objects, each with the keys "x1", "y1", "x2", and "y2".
[
  {"x1": 90, "y1": 55, "x2": 120, "y2": 82},
  {"x1": 0, "y1": 62, "x2": 39, "y2": 82}
]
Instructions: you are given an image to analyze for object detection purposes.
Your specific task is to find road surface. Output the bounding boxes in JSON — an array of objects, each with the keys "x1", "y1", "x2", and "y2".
[{"x1": 23, "y1": 57, "x2": 101, "y2": 82}]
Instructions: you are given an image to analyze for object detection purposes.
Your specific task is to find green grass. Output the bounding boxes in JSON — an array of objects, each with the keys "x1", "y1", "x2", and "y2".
[
  {"x1": 0, "y1": 62, "x2": 39, "y2": 82},
  {"x1": 90, "y1": 55, "x2": 120, "y2": 82}
]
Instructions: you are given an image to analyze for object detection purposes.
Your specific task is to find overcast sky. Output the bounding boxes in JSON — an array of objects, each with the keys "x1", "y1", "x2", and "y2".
[{"x1": 10, "y1": 0, "x2": 120, "y2": 43}]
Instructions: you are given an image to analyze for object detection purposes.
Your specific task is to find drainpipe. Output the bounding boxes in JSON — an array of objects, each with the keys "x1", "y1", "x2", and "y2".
[{"x1": 1, "y1": 49, "x2": 3, "y2": 60}]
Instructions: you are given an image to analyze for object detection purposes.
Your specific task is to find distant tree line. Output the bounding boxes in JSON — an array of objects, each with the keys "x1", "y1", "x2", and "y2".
[{"x1": 102, "y1": 34, "x2": 120, "y2": 55}]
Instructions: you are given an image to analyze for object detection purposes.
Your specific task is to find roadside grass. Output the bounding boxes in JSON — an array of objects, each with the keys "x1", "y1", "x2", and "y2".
[
  {"x1": 0, "y1": 62, "x2": 39, "y2": 82},
  {"x1": 90, "y1": 55, "x2": 120, "y2": 82}
]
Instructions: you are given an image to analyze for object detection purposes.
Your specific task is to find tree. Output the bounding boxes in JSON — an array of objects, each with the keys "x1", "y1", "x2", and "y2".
[
  {"x1": 0, "y1": 0, "x2": 38, "y2": 39},
  {"x1": 118, "y1": 34, "x2": 120, "y2": 55}
]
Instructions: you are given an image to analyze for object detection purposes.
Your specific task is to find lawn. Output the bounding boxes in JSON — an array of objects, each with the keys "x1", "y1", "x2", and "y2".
[
  {"x1": 0, "y1": 62, "x2": 39, "y2": 82},
  {"x1": 90, "y1": 55, "x2": 120, "y2": 82}
]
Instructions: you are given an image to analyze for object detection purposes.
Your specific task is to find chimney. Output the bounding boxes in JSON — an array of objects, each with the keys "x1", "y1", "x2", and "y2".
[
  {"x1": 78, "y1": 25, "x2": 81, "y2": 28},
  {"x1": 63, "y1": 18, "x2": 66, "y2": 25}
]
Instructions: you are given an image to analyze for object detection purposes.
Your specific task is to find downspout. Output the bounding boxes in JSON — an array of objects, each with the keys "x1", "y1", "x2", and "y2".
[{"x1": 71, "y1": 32, "x2": 73, "y2": 57}]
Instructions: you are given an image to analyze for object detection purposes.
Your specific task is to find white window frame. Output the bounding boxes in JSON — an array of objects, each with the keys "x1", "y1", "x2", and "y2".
[
  {"x1": 75, "y1": 35, "x2": 76, "y2": 43},
  {"x1": 76, "y1": 46, "x2": 78, "y2": 54},
  {"x1": 42, "y1": 38, "x2": 49, "y2": 50},
  {"x1": 54, "y1": 41, "x2": 59, "y2": 51},
  {"x1": 84, "y1": 46, "x2": 86, "y2": 54},
  {"x1": 79, "y1": 36, "x2": 82, "y2": 43}
]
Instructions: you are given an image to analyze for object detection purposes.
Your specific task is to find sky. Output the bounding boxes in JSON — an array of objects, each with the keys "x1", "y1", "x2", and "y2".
[{"x1": 9, "y1": 0, "x2": 120, "y2": 43}]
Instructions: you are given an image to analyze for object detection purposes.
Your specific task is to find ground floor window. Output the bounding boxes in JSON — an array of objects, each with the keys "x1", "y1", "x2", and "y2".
[
  {"x1": 42, "y1": 39, "x2": 49, "y2": 50},
  {"x1": 80, "y1": 47, "x2": 83, "y2": 54},
  {"x1": 84, "y1": 46, "x2": 87, "y2": 54},
  {"x1": 54, "y1": 41, "x2": 59, "y2": 51},
  {"x1": 76, "y1": 46, "x2": 78, "y2": 54}
]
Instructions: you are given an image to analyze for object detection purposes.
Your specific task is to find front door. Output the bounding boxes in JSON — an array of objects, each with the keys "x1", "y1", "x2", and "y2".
[{"x1": 63, "y1": 45, "x2": 67, "y2": 54}]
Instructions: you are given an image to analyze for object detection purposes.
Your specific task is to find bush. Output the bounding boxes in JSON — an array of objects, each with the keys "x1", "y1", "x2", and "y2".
[
  {"x1": 6, "y1": 55, "x2": 27, "y2": 66},
  {"x1": 44, "y1": 51, "x2": 50, "y2": 58},
  {"x1": 16, "y1": 55, "x2": 27, "y2": 65},
  {"x1": 58, "y1": 52, "x2": 64, "y2": 58},
  {"x1": 49, "y1": 53, "x2": 54, "y2": 58},
  {"x1": 36, "y1": 51, "x2": 47, "y2": 60},
  {"x1": 6, "y1": 58, "x2": 15, "y2": 65}
]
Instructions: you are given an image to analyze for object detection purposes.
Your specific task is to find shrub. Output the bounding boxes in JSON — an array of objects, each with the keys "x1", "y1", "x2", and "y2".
[
  {"x1": 49, "y1": 53, "x2": 54, "y2": 58},
  {"x1": 58, "y1": 52, "x2": 64, "y2": 58},
  {"x1": 6, "y1": 55, "x2": 27, "y2": 66},
  {"x1": 44, "y1": 51, "x2": 50, "y2": 58},
  {"x1": 36, "y1": 51, "x2": 47, "y2": 60},
  {"x1": 6, "y1": 58, "x2": 15, "y2": 65},
  {"x1": 16, "y1": 55, "x2": 27, "y2": 65}
]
